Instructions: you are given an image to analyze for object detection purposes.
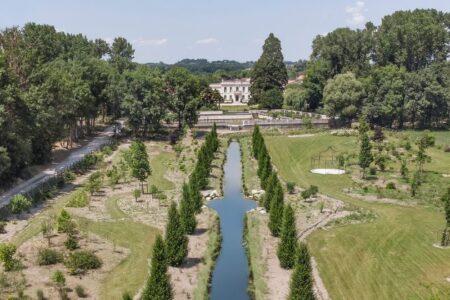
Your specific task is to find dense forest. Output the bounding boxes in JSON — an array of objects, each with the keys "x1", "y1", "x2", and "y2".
[
  {"x1": 0, "y1": 23, "x2": 217, "y2": 185},
  {"x1": 292, "y1": 9, "x2": 450, "y2": 128}
]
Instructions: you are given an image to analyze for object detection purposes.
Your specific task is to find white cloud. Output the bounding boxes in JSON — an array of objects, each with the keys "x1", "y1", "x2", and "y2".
[
  {"x1": 345, "y1": 1, "x2": 366, "y2": 25},
  {"x1": 195, "y1": 38, "x2": 218, "y2": 45},
  {"x1": 133, "y1": 38, "x2": 168, "y2": 47}
]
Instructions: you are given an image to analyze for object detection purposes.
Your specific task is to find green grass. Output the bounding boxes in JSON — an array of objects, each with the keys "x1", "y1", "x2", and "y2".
[
  {"x1": 220, "y1": 105, "x2": 251, "y2": 112},
  {"x1": 105, "y1": 196, "x2": 128, "y2": 219},
  {"x1": 12, "y1": 190, "x2": 74, "y2": 247},
  {"x1": 193, "y1": 213, "x2": 221, "y2": 300},
  {"x1": 245, "y1": 214, "x2": 268, "y2": 300},
  {"x1": 148, "y1": 151, "x2": 176, "y2": 191},
  {"x1": 265, "y1": 132, "x2": 450, "y2": 300},
  {"x1": 77, "y1": 218, "x2": 159, "y2": 299},
  {"x1": 240, "y1": 137, "x2": 261, "y2": 194}
]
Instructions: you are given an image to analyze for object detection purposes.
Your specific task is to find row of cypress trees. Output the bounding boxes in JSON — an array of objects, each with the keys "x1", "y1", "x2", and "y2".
[
  {"x1": 251, "y1": 125, "x2": 315, "y2": 299},
  {"x1": 251, "y1": 125, "x2": 284, "y2": 236},
  {"x1": 142, "y1": 125, "x2": 220, "y2": 299}
]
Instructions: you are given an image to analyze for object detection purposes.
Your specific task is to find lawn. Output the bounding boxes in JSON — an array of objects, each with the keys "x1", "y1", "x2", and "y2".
[
  {"x1": 148, "y1": 151, "x2": 176, "y2": 191},
  {"x1": 77, "y1": 217, "x2": 159, "y2": 299},
  {"x1": 220, "y1": 105, "x2": 251, "y2": 112},
  {"x1": 265, "y1": 132, "x2": 450, "y2": 300}
]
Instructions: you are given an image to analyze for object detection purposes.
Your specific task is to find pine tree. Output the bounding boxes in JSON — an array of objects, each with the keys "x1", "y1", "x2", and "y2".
[
  {"x1": 165, "y1": 202, "x2": 188, "y2": 266},
  {"x1": 269, "y1": 184, "x2": 284, "y2": 237},
  {"x1": 288, "y1": 243, "x2": 314, "y2": 300},
  {"x1": 277, "y1": 205, "x2": 298, "y2": 269},
  {"x1": 142, "y1": 235, "x2": 172, "y2": 300},
  {"x1": 359, "y1": 132, "x2": 373, "y2": 179},
  {"x1": 180, "y1": 183, "x2": 196, "y2": 234},
  {"x1": 250, "y1": 33, "x2": 288, "y2": 108}
]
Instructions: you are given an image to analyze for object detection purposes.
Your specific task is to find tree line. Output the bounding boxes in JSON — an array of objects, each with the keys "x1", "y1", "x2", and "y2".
[
  {"x1": 0, "y1": 23, "x2": 219, "y2": 187},
  {"x1": 296, "y1": 9, "x2": 450, "y2": 128},
  {"x1": 142, "y1": 125, "x2": 219, "y2": 299},
  {"x1": 251, "y1": 125, "x2": 315, "y2": 299}
]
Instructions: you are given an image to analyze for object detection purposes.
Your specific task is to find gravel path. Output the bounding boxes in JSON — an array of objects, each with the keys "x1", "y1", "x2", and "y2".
[{"x1": 0, "y1": 126, "x2": 115, "y2": 208}]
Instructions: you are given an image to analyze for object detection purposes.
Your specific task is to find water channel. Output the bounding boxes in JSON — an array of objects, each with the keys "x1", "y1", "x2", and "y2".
[{"x1": 207, "y1": 141, "x2": 257, "y2": 300}]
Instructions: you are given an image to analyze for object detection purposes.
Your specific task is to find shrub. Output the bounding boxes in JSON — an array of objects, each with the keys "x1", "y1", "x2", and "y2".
[
  {"x1": 101, "y1": 146, "x2": 113, "y2": 156},
  {"x1": 286, "y1": 182, "x2": 296, "y2": 194},
  {"x1": 133, "y1": 189, "x2": 141, "y2": 201},
  {"x1": 386, "y1": 182, "x2": 396, "y2": 190},
  {"x1": 37, "y1": 248, "x2": 63, "y2": 265},
  {"x1": 36, "y1": 289, "x2": 45, "y2": 300},
  {"x1": 0, "y1": 243, "x2": 18, "y2": 271},
  {"x1": 369, "y1": 166, "x2": 377, "y2": 175},
  {"x1": 57, "y1": 209, "x2": 74, "y2": 233},
  {"x1": 150, "y1": 185, "x2": 159, "y2": 194},
  {"x1": 64, "y1": 250, "x2": 102, "y2": 274},
  {"x1": 64, "y1": 235, "x2": 79, "y2": 251},
  {"x1": 9, "y1": 194, "x2": 31, "y2": 215},
  {"x1": 66, "y1": 190, "x2": 89, "y2": 208},
  {"x1": 63, "y1": 170, "x2": 76, "y2": 182},
  {"x1": 0, "y1": 221, "x2": 6, "y2": 234},
  {"x1": 75, "y1": 284, "x2": 88, "y2": 298},
  {"x1": 122, "y1": 292, "x2": 133, "y2": 300},
  {"x1": 404, "y1": 141, "x2": 412, "y2": 151},
  {"x1": 444, "y1": 145, "x2": 450, "y2": 153},
  {"x1": 301, "y1": 185, "x2": 318, "y2": 199}
]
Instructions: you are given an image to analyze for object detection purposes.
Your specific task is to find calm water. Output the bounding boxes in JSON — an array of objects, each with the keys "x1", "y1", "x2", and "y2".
[{"x1": 207, "y1": 141, "x2": 257, "y2": 300}]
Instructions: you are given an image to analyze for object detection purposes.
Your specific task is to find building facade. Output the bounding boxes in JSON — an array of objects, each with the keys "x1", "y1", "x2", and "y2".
[{"x1": 210, "y1": 78, "x2": 251, "y2": 104}]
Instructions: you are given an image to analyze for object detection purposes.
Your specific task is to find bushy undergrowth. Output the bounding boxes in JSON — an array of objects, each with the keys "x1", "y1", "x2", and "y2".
[
  {"x1": 64, "y1": 250, "x2": 102, "y2": 274},
  {"x1": 37, "y1": 248, "x2": 63, "y2": 265}
]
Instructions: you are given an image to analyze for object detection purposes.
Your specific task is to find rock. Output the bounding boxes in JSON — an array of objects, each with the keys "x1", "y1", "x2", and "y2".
[
  {"x1": 206, "y1": 196, "x2": 211, "y2": 201},
  {"x1": 256, "y1": 207, "x2": 267, "y2": 214},
  {"x1": 251, "y1": 189, "x2": 265, "y2": 200}
]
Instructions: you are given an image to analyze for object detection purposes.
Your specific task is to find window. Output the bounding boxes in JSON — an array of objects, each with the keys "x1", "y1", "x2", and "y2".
[
  {"x1": 224, "y1": 87, "x2": 227, "y2": 93},
  {"x1": 236, "y1": 86, "x2": 239, "y2": 91}
]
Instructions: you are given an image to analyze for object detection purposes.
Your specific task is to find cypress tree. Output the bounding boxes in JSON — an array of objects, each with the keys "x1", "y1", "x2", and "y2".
[
  {"x1": 142, "y1": 235, "x2": 172, "y2": 300},
  {"x1": 180, "y1": 183, "x2": 196, "y2": 234},
  {"x1": 277, "y1": 205, "x2": 298, "y2": 269},
  {"x1": 288, "y1": 243, "x2": 314, "y2": 300},
  {"x1": 359, "y1": 132, "x2": 373, "y2": 179},
  {"x1": 252, "y1": 125, "x2": 261, "y2": 156},
  {"x1": 441, "y1": 188, "x2": 450, "y2": 246},
  {"x1": 250, "y1": 33, "x2": 288, "y2": 108},
  {"x1": 269, "y1": 184, "x2": 284, "y2": 237},
  {"x1": 165, "y1": 202, "x2": 188, "y2": 266},
  {"x1": 443, "y1": 188, "x2": 450, "y2": 227},
  {"x1": 189, "y1": 179, "x2": 203, "y2": 213},
  {"x1": 263, "y1": 172, "x2": 276, "y2": 210}
]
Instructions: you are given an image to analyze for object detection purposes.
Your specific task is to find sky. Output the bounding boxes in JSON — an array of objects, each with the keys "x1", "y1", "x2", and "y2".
[{"x1": 1, "y1": 0, "x2": 450, "y2": 64}]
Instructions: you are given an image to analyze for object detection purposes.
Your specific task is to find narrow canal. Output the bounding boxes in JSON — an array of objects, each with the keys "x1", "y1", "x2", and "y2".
[{"x1": 207, "y1": 141, "x2": 257, "y2": 300}]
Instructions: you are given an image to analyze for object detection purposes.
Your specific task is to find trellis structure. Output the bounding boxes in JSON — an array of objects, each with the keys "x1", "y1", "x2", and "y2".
[{"x1": 310, "y1": 146, "x2": 339, "y2": 169}]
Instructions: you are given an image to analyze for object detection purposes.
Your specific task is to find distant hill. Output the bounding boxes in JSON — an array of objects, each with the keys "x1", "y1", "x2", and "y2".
[
  {"x1": 146, "y1": 59, "x2": 308, "y2": 75},
  {"x1": 146, "y1": 59, "x2": 254, "y2": 74}
]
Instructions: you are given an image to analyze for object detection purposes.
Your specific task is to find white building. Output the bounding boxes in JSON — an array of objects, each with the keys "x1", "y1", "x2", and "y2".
[{"x1": 210, "y1": 78, "x2": 251, "y2": 105}]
